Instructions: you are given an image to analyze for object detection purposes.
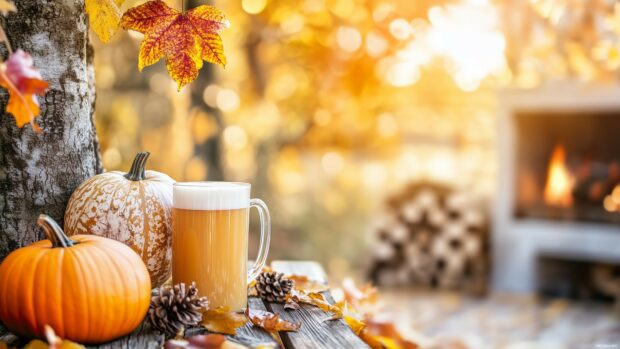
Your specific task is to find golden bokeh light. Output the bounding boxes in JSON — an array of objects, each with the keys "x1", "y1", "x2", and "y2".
[
  {"x1": 216, "y1": 89, "x2": 241, "y2": 112},
  {"x1": 223, "y1": 125, "x2": 248, "y2": 150},
  {"x1": 241, "y1": 0, "x2": 267, "y2": 14},
  {"x1": 336, "y1": 26, "x2": 363, "y2": 53}
]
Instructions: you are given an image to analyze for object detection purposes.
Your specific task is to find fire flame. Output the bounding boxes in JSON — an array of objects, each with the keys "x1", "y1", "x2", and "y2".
[{"x1": 543, "y1": 145, "x2": 574, "y2": 207}]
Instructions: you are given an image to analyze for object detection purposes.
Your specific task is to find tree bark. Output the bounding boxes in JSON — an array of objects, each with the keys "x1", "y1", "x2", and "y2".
[{"x1": 0, "y1": 0, "x2": 102, "y2": 260}]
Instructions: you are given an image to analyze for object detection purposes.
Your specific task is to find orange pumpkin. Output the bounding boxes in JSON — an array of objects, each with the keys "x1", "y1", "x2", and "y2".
[
  {"x1": 64, "y1": 151, "x2": 175, "y2": 287},
  {"x1": 0, "y1": 214, "x2": 151, "y2": 344}
]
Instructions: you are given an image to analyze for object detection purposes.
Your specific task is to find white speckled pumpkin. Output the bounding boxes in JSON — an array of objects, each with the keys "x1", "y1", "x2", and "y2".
[{"x1": 64, "y1": 151, "x2": 175, "y2": 287}]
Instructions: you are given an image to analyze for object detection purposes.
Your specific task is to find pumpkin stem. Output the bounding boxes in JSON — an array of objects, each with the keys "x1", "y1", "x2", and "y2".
[
  {"x1": 125, "y1": 151, "x2": 150, "y2": 181},
  {"x1": 37, "y1": 214, "x2": 76, "y2": 248}
]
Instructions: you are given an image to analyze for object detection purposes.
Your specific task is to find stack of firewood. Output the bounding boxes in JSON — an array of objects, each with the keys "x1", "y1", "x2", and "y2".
[{"x1": 368, "y1": 183, "x2": 489, "y2": 294}]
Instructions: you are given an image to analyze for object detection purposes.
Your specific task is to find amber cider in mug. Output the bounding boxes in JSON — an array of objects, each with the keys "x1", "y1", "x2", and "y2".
[{"x1": 172, "y1": 182, "x2": 270, "y2": 311}]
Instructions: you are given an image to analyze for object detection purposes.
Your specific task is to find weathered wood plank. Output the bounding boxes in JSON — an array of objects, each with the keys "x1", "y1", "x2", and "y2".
[
  {"x1": 186, "y1": 296, "x2": 280, "y2": 348},
  {"x1": 270, "y1": 261, "x2": 370, "y2": 349},
  {"x1": 87, "y1": 321, "x2": 164, "y2": 349}
]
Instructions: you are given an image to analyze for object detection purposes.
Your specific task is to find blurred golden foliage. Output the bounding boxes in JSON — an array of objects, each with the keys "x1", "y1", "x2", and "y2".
[{"x1": 93, "y1": 0, "x2": 620, "y2": 274}]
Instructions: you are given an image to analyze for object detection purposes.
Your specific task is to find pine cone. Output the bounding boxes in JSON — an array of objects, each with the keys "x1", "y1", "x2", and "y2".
[
  {"x1": 256, "y1": 271, "x2": 294, "y2": 303},
  {"x1": 149, "y1": 282, "x2": 209, "y2": 337}
]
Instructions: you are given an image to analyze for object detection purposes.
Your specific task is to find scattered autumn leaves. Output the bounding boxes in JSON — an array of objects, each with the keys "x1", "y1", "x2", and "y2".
[
  {"x1": 201, "y1": 270, "x2": 417, "y2": 349},
  {"x1": 282, "y1": 273, "x2": 418, "y2": 349}
]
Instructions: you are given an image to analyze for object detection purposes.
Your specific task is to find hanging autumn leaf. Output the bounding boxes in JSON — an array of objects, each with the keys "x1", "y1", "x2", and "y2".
[
  {"x1": 0, "y1": 49, "x2": 49, "y2": 133},
  {"x1": 85, "y1": 0, "x2": 124, "y2": 43},
  {"x1": 245, "y1": 308, "x2": 300, "y2": 333},
  {"x1": 0, "y1": 0, "x2": 15, "y2": 16},
  {"x1": 201, "y1": 307, "x2": 248, "y2": 335},
  {"x1": 120, "y1": 0, "x2": 229, "y2": 90}
]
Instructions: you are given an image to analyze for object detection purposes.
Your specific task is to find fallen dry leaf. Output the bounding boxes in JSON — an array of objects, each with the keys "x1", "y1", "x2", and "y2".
[
  {"x1": 0, "y1": 342, "x2": 7, "y2": 349},
  {"x1": 341, "y1": 314, "x2": 384, "y2": 349},
  {"x1": 364, "y1": 319, "x2": 418, "y2": 349},
  {"x1": 343, "y1": 313, "x2": 365, "y2": 336},
  {"x1": 245, "y1": 308, "x2": 300, "y2": 333},
  {"x1": 85, "y1": 0, "x2": 124, "y2": 43},
  {"x1": 0, "y1": 49, "x2": 49, "y2": 132},
  {"x1": 342, "y1": 278, "x2": 378, "y2": 308},
  {"x1": 201, "y1": 307, "x2": 248, "y2": 335},
  {"x1": 288, "y1": 290, "x2": 343, "y2": 318},
  {"x1": 23, "y1": 326, "x2": 85, "y2": 349},
  {"x1": 287, "y1": 274, "x2": 329, "y2": 293},
  {"x1": 283, "y1": 297, "x2": 301, "y2": 310},
  {"x1": 0, "y1": 0, "x2": 15, "y2": 16},
  {"x1": 120, "y1": 0, "x2": 229, "y2": 90}
]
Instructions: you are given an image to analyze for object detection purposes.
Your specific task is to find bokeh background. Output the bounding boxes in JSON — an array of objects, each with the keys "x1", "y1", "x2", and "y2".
[
  {"x1": 95, "y1": 0, "x2": 504, "y2": 272},
  {"x1": 93, "y1": 0, "x2": 620, "y2": 345},
  {"x1": 95, "y1": 0, "x2": 618, "y2": 274}
]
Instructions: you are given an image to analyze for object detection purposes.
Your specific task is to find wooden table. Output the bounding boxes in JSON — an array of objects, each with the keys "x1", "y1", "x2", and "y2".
[{"x1": 0, "y1": 261, "x2": 369, "y2": 349}]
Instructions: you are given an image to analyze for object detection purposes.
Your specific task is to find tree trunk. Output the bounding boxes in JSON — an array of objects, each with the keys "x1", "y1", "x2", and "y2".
[{"x1": 0, "y1": 0, "x2": 102, "y2": 260}]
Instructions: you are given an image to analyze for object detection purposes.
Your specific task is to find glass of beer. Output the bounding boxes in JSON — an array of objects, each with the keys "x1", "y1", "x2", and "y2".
[{"x1": 172, "y1": 182, "x2": 270, "y2": 311}]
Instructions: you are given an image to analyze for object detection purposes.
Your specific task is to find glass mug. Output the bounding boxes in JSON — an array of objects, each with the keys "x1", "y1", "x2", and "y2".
[{"x1": 172, "y1": 182, "x2": 270, "y2": 311}]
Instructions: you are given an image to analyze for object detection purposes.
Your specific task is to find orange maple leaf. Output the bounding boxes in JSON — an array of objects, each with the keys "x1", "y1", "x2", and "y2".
[
  {"x1": 0, "y1": 49, "x2": 49, "y2": 133},
  {"x1": 120, "y1": 0, "x2": 229, "y2": 90}
]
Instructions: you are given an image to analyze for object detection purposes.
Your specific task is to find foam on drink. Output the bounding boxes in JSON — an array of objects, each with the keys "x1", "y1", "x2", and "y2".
[{"x1": 173, "y1": 182, "x2": 250, "y2": 210}]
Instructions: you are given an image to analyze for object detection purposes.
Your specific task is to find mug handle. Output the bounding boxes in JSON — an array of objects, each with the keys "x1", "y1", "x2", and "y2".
[{"x1": 248, "y1": 198, "x2": 271, "y2": 283}]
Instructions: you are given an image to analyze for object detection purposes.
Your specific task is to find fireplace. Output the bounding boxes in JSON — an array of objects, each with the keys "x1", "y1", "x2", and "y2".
[
  {"x1": 493, "y1": 85, "x2": 620, "y2": 293},
  {"x1": 515, "y1": 112, "x2": 620, "y2": 223}
]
